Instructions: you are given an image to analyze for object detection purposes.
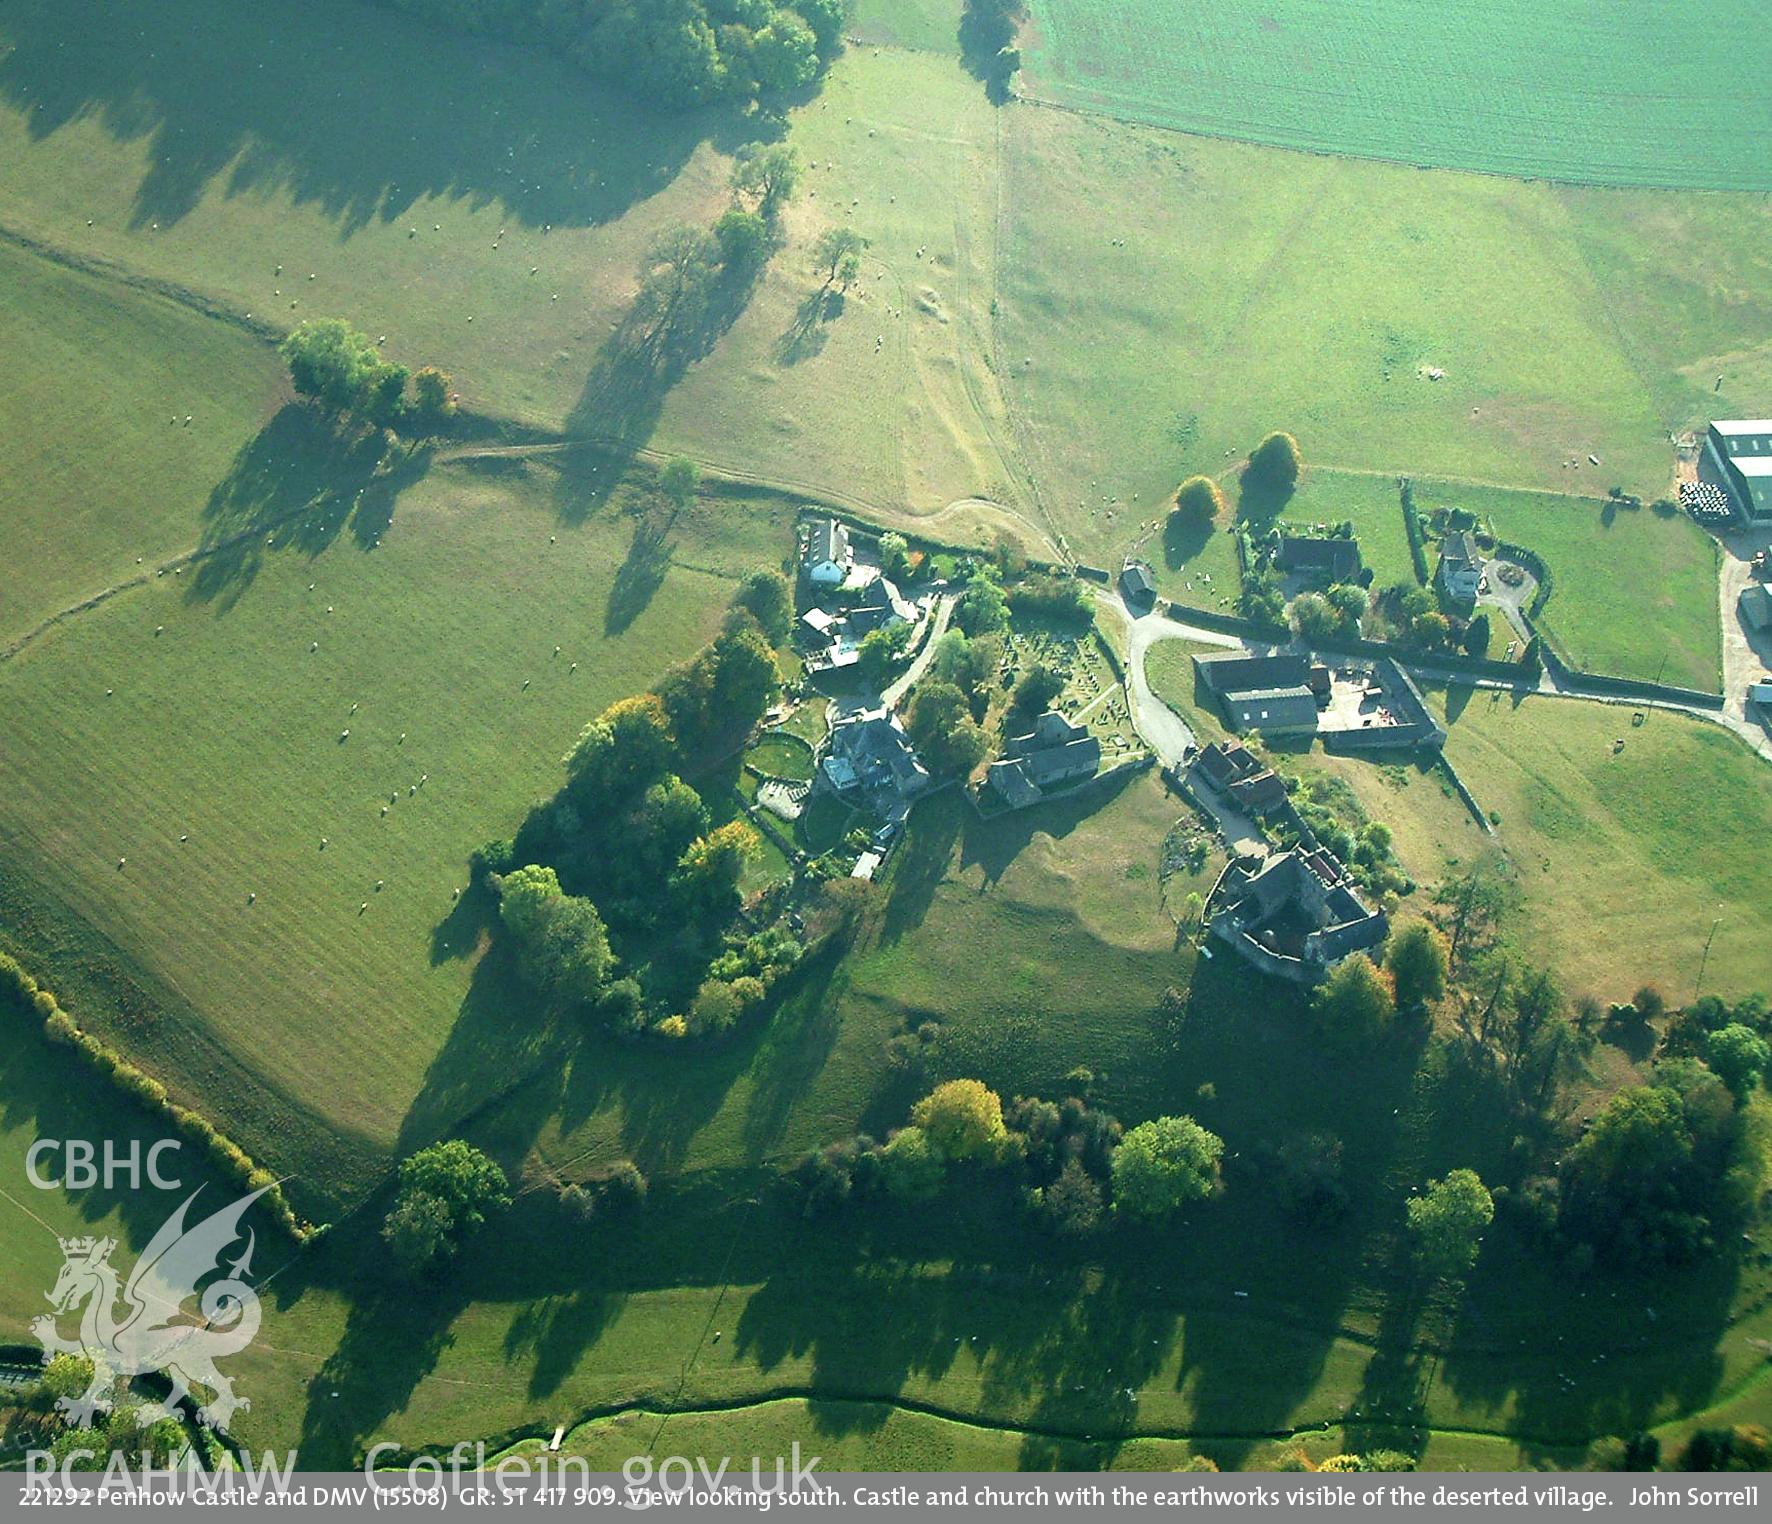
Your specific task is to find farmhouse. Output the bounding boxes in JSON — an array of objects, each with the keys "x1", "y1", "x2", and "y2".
[
  {"x1": 988, "y1": 710, "x2": 1102, "y2": 809},
  {"x1": 1704, "y1": 421, "x2": 1772, "y2": 523},
  {"x1": 820, "y1": 706, "x2": 930, "y2": 815},
  {"x1": 1437, "y1": 531, "x2": 1483, "y2": 599},
  {"x1": 803, "y1": 518, "x2": 853, "y2": 586},
  {"x1": 1277, "y1": 535, "x2": 1361, "y2": 584},
  {"x1": 1210, "y1": 848, "x2": 1388, "y2": 984},
  {"x1": 802, "y1": 576, "x2": 920, "y2": 671}
]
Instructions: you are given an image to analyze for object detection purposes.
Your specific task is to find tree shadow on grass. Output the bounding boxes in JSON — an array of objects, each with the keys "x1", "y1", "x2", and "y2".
[
  {"x1": 605, "y1": 514, "x2": 676, "y2": 636},
  {"x1": 394, "y1": 941, "x2": 569, "y2": 1158},
  {"x1": 182, "y1": 406, "x2": 433, "y2": 612},
  {"x1": 429, "y1": 880, "x2": 497, "y2": 967},
  {"x1": 1162, "y1": 511, "x2": 1215, "y2": 571},
  {"x1": 561, "y1": 254, "x2": 768, "y2": 524},
  {"x1": 774, "y1": 286, "x2": 845, "y2": 367},
  {"x1": 878, "y1": 792, "x2": 966, "y2": 945},
  {"x1": 1236, "y1": 469, "x2": 1295, "y2": 526},
  {"x1": 0, "y1": 0, "x2": 751, "y2": 235},
  {"x1": 955, "y1": 769, "x2": 1136, "y2": 890}
]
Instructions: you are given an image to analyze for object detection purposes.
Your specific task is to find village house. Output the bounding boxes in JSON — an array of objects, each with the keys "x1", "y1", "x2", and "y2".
[
  {"x1": 1210, "y1": 847, "x2": 1388, "y2": 984},
  {"x1": 1437, "y1": 531, "x2": 1483, "y2": 600},
  {"x1": 1194, "y1": 738, "x2": 1291, "y2": 809},
  {"x1": 1276, "y1": 534, "x2": 1361, "y2": 585},
  {"x1": 802, "y1": 518, "x2": 853, "y2": 587},
  {"x1": 987, "y1": 710, "x2": 1102, "y2": 809},
  {"x1": 820, "y1": 706, "x2": 930, "y2": 815}
]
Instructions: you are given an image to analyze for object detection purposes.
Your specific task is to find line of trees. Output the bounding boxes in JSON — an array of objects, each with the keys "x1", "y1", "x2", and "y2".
[
  {"x1": 280, "y1": 319, "x2": 453, "y2": 433},
  {"x1": 377, "y1": 0, "x2": 846, "y2": 111},
  {"x1": 792, "y1": 1077, "x2": 1224, "y2": 1231}
]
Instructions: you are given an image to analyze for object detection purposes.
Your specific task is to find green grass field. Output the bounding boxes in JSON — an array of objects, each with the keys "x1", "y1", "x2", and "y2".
[
  {"x1": 2, "y1": 0, "x2": 1770, "y2": 1476},
  {"x1": 0, "y1": 240, "x2": 286, "y2": 639},
  {"x1": 1274, "y1": 469, "x2": 1418, "y2": 592},
  {"x1": 1023, "y1": 0, "x2": 1772, "y2": 191},
  {"x1": 996, "y1": 105, "x2": 1772, "y2": 566},
  {"x1": 0, "y1": 444, "x2": 787, "y2": 1208},
  {"x1": 1411, "y1": 480, "x2": 1721, "y2": 691},
  {"x1": 1419, "y1": 690, "x2": 1771, "y2": 998}
]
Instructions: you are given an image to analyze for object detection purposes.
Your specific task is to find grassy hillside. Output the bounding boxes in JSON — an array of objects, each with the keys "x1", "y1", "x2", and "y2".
[
  {"x1": 996, "y1": 106, "x2": 1772, "y2": 564},
  {"x1": 0, "y1": 443, "x2": 781, "y2": 1207},
  {"x1": 1022, "y1": 0, "x2": 1772, "y2": 191},
  {"x1": 1325, "y1": 690, "x2": 1772, "y2": 1000},
  {"x1": 0, "y1": 239, "x2": 285, "y2": 639}
]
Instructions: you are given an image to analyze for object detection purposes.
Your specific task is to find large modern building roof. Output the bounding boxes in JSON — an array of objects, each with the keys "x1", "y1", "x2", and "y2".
[{"x1": 1707, "y1": 422, "x2": 1772, "y2": 519}]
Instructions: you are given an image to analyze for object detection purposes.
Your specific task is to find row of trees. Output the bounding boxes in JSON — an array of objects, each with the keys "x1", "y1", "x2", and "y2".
[
  {"x1": 280, "y1": 320, "x2": 453, "y2": 432},
  {"x1": 792, "y1": 1078, "x2": 1225, "y2": 1230},
  {"x1": 381, "y1": 0, "x2": 845, "y2": 110}
]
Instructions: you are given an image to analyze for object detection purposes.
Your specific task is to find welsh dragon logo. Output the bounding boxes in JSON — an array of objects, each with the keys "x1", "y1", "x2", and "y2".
[{"x1": 32, "y1": 1186, "x2": 267, "y2": 1432}]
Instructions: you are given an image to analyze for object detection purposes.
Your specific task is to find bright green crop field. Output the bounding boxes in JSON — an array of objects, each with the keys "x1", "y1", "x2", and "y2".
[{"x1": 1023, "y1": 0, "x2": 1772, "y2": 191}]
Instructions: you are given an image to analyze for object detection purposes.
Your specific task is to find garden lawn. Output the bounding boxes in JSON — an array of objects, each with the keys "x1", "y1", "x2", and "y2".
[
  {"x1": 0, "y1": 240, "x2": 286, "y2": 639},
  {"x1": 1431, "y1": 687, "x2": 1772, "y2": 998},
  {"x1": 1022, "y1": 0, "x2": 1772, "y2": 191},
  {"x1": 1411, "y1": 480, "x2": 1721, "y2": 691},
  {"x1": 0, "y1": 448, "x2": 777, "y2": 1210}
]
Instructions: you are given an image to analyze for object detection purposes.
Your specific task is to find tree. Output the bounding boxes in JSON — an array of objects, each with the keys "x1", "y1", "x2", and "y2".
[
  {"x1": 879, "y1": 531, "x2": 911, "y2": 581},
  {"x1": 1706, "y1": 1024, "x2": 1769, "y2": 1102},
  {"x1": 384, "y1": 1139, "x2": 510, "y2": 1274},
  {"x1": 1111, "y1": 1115, "x2": 1223, "y2": 1220},
  {"x1": 1387, "y1": 921, "x2": 1449, "y2": 1013},
  {"x1": 1172, "y1": 475, "x2": 1225, "y2": 530},
  {"x1": 912, "y1": 1079, "x2": 1007, "y2": 1160},
  {"x1": 1246, "y1": 431, "x2": 1302, "y2": 492},
  {"x1": 41, "y1": 1352, "x2": 97, "y2": 1408},
  {"x1": 1463, "y1": 611, "x2": 1492, "y2": 656},
  {"x1": 812, "y1": 227, "x2": 868, "y2": 291},
  {"x1": 658, "y1": 455, "x2": 701, "y2": 513},
  {"x1": 733, "y1": 570, "x2": 793, "y2": 643},
  {"x1": 497, "y1": 865, "x2": 616, "y2": 1005},
  {"x1": 730, "y1": 142, "x2": 800, "y2": 217},
  {"x1": 954, "y1": 569, "x2": 1010, "y2": 636},
  {"x1": 880, "y1": 1126, "x2": 945, "y2": 1199},
  {"x1": 279, "y1": 318, "x2": 411, "y2": 424},
  {"x1": 930, "y1": 629, "x2": 1002, "y2": 704},
  {"x1": 1406, "y1": 1169, "x2": 1494, "y2": 1280},
  {"x1": 412, "y1": 366, "x2": 454, "y2": 423},
  {"x1": 564, "y1": 693, "x2": 675, "y2": 802},
  {"x1": 1013, "y1": 662, "x2": 1064, "y2": 715},
  {"x1": 905, "y1": 680, "x2": 990, "y2": 777},
  {"x1": 1035, "y1": 1157, "x2": 1104, "y2": 1235},
  {"x1": 1290, "y1": 592, "x2": 1339, "y2": 642},
  {"x1": 714, "y1": 206, "x2": 771, "y2": 271},
  {"x1": 1558, "y1": 1084, "x2": 1695, "y2": 1259},
  {"x1": 633, "y1": 224, "x2": 721, "y2": 346},
  {"x1": 1312, "y1": 955, "x2": 1395, "y2": 1042},
  {"x1": 1326, "y1": 583, "x2": 1367, "y2": 628},
  {"x1": 383, "y1": 1188, "x2": 455, "y2": 1274},
  {"x1": 752, "y1": 12, "x2": 819, "y2": 93},
  {"x1": 673, "y1": 819, "x2": 761, "y2": 908},
  {"x1": 855, "y1": 624, "x2": 910, "y2": 686},
  {"x1": 634, "y1": 775, "x2": 710, "y2": 875}
]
